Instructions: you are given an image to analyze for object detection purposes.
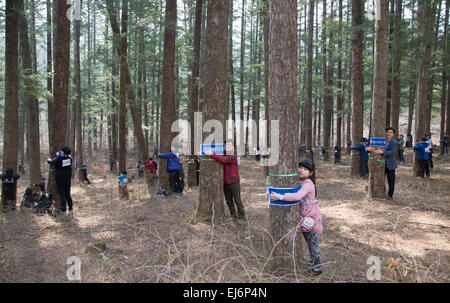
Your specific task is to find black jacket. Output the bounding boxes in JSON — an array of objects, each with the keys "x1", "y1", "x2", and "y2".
[
  {"x1": 47, "y1": 155, "x2": 73, "y2": 180},
  {"x1": 1, "y1": 173, "x2": 20, "y2": 198}
]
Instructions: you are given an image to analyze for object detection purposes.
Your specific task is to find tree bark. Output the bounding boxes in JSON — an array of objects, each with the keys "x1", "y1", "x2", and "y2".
[
  {"x1": 48, "y1": 0, "x2": 71, "y2": 209},
  {"x1": 336, "y1": 0, "x2": 343, "y2": 149},
  {"x1": 157, "y1": 0, "x2": 177, "y2": 193},
  {"x1": 192, "y1": 0, "x2": 230, "y2": 224},
  {"x1": 442, "y1": 0, "x2": 449, "y2": 155},
  {"x1": 2, "y1": 0, "x2": 19, "y2": 185},
  {"x1": 390, "y1": 0, "x2": 403, "y2": 139},
  {"x1": 189, "y1": 0, "x2": 203, "y2": 158},
  {"x1": 369, "y1": 0, "x2": 390, "y2": 199},
  {"x1": 266, "y1": 0, "x2": 301, "y2": 274},
  {"x1": 413, "y1": 0, "x2": 436, "y2": 176},
  {"x1": 305, "y1": 0, "x2": 314, "y2": 151},
  {"x1": 18, "y1": 0, "x2": 41, "y2": 186},
  {"x1": 351, "y1": 0, "x2": 364, "y2": 177},
  {"x1": 75, "y1": 0, "x2": 84, "y2": 182}
]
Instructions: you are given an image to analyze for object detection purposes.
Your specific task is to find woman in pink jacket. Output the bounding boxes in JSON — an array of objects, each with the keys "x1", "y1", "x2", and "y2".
[{"x1": 270, "y1": 159, "x2": 323, "y2": 275}]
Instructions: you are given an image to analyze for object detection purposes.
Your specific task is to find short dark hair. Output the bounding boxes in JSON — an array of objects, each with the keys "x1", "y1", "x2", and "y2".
[{"x1": 386, "y1": 127, "x2": 395, "y2": 134}]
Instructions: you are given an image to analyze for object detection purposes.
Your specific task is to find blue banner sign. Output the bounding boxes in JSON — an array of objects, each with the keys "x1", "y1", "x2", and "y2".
[
  {"x1": 201, "y1": 144, "x2": 225, "y2": 156},
  {"x1": 370, "y1": 137, "x2": 387, "y2": 147},
  {"x1": 268, "y1": 185, "x2": 302, "y2": 206}
]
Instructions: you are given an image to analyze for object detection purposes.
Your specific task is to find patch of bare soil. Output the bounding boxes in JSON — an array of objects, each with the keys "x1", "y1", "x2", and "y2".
[{"x1": 0, "y1": 149, "x2": 448, "y2": 282}]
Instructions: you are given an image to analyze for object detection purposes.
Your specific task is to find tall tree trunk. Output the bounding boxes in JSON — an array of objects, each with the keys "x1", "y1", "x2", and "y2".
[
  {"x1": 18, "y1": 0, "x2": 41, "y2": 186},
  {"x1": 369, "y1": 0, "x2": 390, "y2": 199},
  {"x1": 305, "y1": 0, "x2": 314, "y2": 151},
  {"x1": 351, "y1": 0, "x2": 364, "y2": 177},
  {"x1": 336, "y1": 0, "x2": 343, "y2": 149},
  {"x1": 390, "y1": 0, "x2": 403, "y2": 139},
  {"x1": 266, "y1": 0, "x2": 301, "y2": 274},
  {"x1": 111, "y1": 34, "x2": 118, "y2": 170},
  {"x1": 228, "y1": 0, "x2": 237, "y2": 145},
  {"x1": 46, "y1": 0, "x2": 53, "y2": 151},
  {"x1": 189, "y1": 0, "x2": 203, "y2": 158},
  {"x1": 192, "y1": 0, "x2": 230, "y2": 224},
  {"x1": 48, "y1": 0, "x2": 71, "y2": 209},
  {"x1": 440, "y1": 0, "x2": 449, "y2": 155},
  {"x1": 106, "y1": 0, "x2": 154, "y2": 196},
  {"x1": 2, "y1": 0, "x2": 19, "y2": 188},
  {"x1": 321, "y1": 0, "x2": 329, "y2": 159},
  {"x1": 159, "y1": 0, "x2": 177, "y2": 192},
  {"x1": 75, "y1": 0, "x2": 84, "y2": 182},
  {"x1": 413, "y1": 0, "x2": 436, "y2": 176},
  {"x1": 407, "y1": 83, "x2": 415, "y2": 138},
  {"x1": 117, "y1": 0, "x2": 128, "y2": 174},
  {"x1": 326, "y1": 1, "x2": 335, "y2": 156},
  {"x1": 240, "y1": 0, "x2": 246, "y2": 136},
  {"x1": 263, "y1": 0, "x2": 270, "y2": 175}
]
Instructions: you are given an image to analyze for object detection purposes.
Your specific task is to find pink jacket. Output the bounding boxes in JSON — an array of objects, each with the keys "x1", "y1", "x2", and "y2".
[{"x1": 283, "y1": 179, "x2": 323, "y2": 234}]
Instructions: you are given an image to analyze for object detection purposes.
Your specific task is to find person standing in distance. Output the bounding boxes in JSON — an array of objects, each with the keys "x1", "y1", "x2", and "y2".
[{"x1": 47, "y1": 146, "x2": 74, "y2": 216}]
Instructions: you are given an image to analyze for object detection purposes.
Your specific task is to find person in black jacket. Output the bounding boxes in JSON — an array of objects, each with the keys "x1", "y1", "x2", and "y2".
[
  {"x1": 47, "y1": 146, "x2": 74, "y2": 216},
  {"x1": 1, "y1": 168, "x2": 21, "y2": 212},
  {"x1": 82, "y1": 165, "x2": 91, "y2": 184}
]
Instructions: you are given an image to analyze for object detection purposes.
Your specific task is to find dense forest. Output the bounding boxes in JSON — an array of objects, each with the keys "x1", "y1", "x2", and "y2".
[{"x1": 0, "y1": 0, "x2": 449, "y2": 283}]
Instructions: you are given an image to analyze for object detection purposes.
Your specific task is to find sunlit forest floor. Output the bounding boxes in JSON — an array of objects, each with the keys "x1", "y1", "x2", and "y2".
[{"x1": 0, "y1": 149, "x2": 449, "y2": 282}]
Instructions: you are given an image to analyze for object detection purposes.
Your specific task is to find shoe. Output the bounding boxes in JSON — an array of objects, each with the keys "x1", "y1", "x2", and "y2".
[
  {"x1": 236, "y1": 218, "x2": 246, "y2": 225},
  {"x1": 68, "y1": 210, "x2": 74, "y2": 216},
  {"x1": 306, "y1": 265, "x2": 322, "y2": 276},
  {"x1": 58, "y1": 210, "x2": 67, "y2": 216}
]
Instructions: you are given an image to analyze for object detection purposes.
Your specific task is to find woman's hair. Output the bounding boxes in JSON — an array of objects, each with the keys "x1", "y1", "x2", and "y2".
[
  {"x1": 25, "y1": 187, "x2": 33, "y2": 196},
  {"x1": 5, "y1": 168, "x2": 13, "y2": 177},
  {"x1": 122, "y1": 171, "x2": 127, "y2": 175},
  {"x1": 298, "y1": 159, "x2": 317, "y2": 197}
]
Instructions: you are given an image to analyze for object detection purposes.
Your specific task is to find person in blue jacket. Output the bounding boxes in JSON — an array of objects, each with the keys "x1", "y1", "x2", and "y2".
[
  {"x1": 351, "y1": 137, "x2": 369, "y2": 178},
  {"x1": 368, "y1": 127, "x2": 398, "y2": 199},
  {"x1": 414, "y1": 137, "x2": 430, "y2": 178},
  {"x1": 158, "y1": 145, "x2": 183, "y2": 196}
]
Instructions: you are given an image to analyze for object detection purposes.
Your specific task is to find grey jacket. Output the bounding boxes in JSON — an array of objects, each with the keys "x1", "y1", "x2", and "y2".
[{"x1": 383, "y1": 139, "x2": 398, "y2": 170}]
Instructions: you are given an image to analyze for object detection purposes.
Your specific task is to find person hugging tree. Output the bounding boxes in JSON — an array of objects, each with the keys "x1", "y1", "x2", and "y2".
[
  {"x1": 269, "y1": 159, "x2": 323, "y2": 275},
  {"x1": 205, "y1": 139, "x2": 246, "y2": 224},
  {"x1": 0, "y1": 168, "x2": 21, "y2": 212}
]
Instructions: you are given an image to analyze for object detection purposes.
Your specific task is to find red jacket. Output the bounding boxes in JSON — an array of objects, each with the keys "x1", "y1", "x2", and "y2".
[
  {"x1": 211, "y1": 154, "x2": 240, "y2": 184},
  {"x1": 144, "y1": 160, "x2": 157, "y2": 173}
]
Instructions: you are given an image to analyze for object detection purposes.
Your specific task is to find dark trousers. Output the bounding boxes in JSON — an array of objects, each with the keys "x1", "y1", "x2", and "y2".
[
  {"x1": 2, "y1": 192, "x2": 16, "y2": 210},
  {"x1": 56, "y1": 177, "x2": 73, "y2": 212},
  {"x1": 224, "y1": 183, "x2": 245, "y2": 219},
  {"x1": 361, "y1": 158, "x2": 369, "y2": 177},
  {"x1": 196, "y1": 170, "x2": 199, "y2": 186},
  {"x1": 429, "y1": 154, "x2": 433, "y2": 169},
  {"x1": 419, "y1": 159, "x2": 430, "y2": 178},
  {"x1": 385, "y1": 167, "x2": 396, "y2": 198},
  {"x1": 302, "y1": 232, "x2": 322, "y2": 273},
  {"x1": 398, "y1": 149, "x2": 405, "y2": 163},
  {"x1": 169, "y1": 170, "x2": 182, "y2": 194},
  {"x1": 444, "y1": 144, "x2": 448, "y2": 156},
  {"x1": 83, "y1": 173, "x2": 91, "y2": 184}
]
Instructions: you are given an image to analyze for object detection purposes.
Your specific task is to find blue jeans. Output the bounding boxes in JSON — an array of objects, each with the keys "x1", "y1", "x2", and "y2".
[
  {"x1": 361, "y1": 158, "x2": 369, "y2": 177},
  {"x1": 303, "y1": 232, "x2": 322, "y2": 272},
  {"x1": 398, "y1": 149, "x2": 405, "y2": 163}
]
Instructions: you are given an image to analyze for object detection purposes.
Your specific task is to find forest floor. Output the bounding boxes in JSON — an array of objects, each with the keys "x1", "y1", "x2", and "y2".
[{"x1": 0, "y1": 149, "x2": 449, "y2": 283}]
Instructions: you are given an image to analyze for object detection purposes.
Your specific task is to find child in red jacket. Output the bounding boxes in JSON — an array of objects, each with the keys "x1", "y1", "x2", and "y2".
[{"x1": 206, "y1": 139, "x2": 245, "y2": 224}]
